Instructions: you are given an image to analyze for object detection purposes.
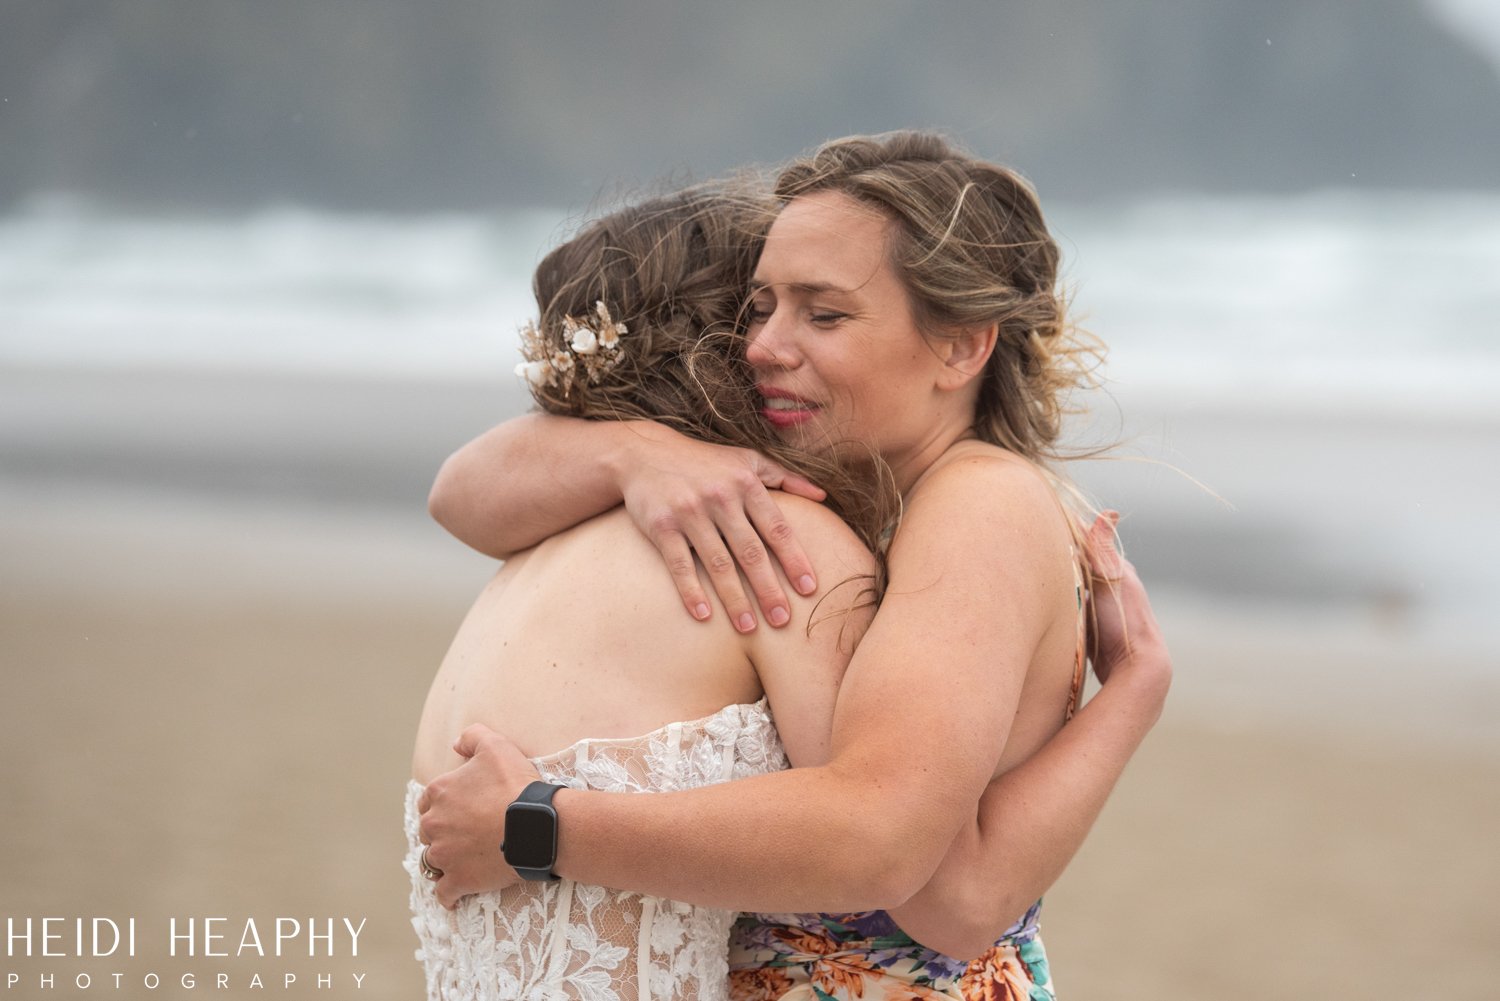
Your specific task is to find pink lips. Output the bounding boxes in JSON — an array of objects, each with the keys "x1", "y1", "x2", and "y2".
[{"x1": 758, "y1": 385, "x2": 820, "y2": 428}]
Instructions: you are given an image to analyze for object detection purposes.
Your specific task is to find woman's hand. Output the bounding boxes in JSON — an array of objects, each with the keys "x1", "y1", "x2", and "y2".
[
  {"x1": 428, "y1": 414, "x2": 825, "y2": 628},
  {"x1": 618, "y1": 422, "x2": 826, "y2": 632},
  {"x1": 1081, "y1": 511, "x2": 1172, "y2": 698},
  {"x1": 416, "y1": 725, "x2": 543, "y2": 909}
]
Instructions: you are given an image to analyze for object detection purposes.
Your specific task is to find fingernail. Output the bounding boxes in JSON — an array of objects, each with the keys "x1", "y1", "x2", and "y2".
[
  {"x1": 737, "y1": 612, "x2": 756, "y2": 633},
  {"x1": 693, "y1": 602, "x2": 711, "y2": 621},
  {"x1": 1106, "y1": 510, "x2": 1120, "y2": 526},
  {"x1": 797, "y1": 575, "x2": 816, "y2": 595},
  {"x1": 768, "y1": 605, "x2": 790, "y2": 627}
]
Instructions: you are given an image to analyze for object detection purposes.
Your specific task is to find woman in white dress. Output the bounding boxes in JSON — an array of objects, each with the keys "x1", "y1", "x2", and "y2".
[
  {"x1": 413, "y1": 135, "x2": 1170, "y2": 1001},
  {"x1": 406, "y1": 182, "x2": 891, "y2": 1000}
]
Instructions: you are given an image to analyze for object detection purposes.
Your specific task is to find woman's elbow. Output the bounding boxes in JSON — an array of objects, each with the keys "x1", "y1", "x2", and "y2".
[
  {"x1": 906, "y1": 928, "x2": 991, "y2": 966},
  {"x1": 427, "y1": 453, "x2": 513, "y2": 559},
  {"x1": 859, "y1": 867, "x2": 927, "y2": 913},
  {"x1": 926, "y1": 924, "x2": 1012, "y2": 966},
  {"x1": 427, "y1": 454, "x2": 468, "y2": 532},
  {"x1": 901, "y1": 899, "x2": 1032, "y2": 964},
  {"x1": 801, "y1": 811, "x2": 928, "y2": 910},
  {"x1": 850, "y1": 830, "x2": 948, "y2": 912},
  {"x1": 943, "y1": 888, "x2": 1035, "y2": 963}
]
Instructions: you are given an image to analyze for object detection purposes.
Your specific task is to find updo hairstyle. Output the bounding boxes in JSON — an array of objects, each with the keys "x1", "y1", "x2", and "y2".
[{"x1": 522, "y1": 181, "x2": 897, "y2": 559}]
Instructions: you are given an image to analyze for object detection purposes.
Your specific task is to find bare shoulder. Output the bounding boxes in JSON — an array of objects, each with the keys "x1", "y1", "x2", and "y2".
[
  {"x1": 899, "y1": 441, "x2": 1068, "y2": 548},
  {"x1": 749, "y1": 491, "x2": 876, "y2": 662},
  {"x1": 744, "y1": 492, "x2": 877, "y2": 769},
  {"x1": 770, "y1": 491, "x2": 877, "y2": 580}
]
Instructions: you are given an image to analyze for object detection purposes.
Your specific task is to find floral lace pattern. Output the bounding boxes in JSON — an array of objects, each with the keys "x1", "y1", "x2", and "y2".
[{"x1": 405, "y1": 699, "x2": 788, "y2": 1001}]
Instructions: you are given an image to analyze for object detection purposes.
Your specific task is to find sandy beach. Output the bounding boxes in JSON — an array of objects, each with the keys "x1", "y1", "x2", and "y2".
[{"x1": 3, "y1": 366, "x2": 1497, "y2": 999}]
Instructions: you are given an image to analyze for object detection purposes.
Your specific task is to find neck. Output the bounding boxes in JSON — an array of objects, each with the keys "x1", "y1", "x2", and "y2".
[{"x1": 888, "y1": 417, "x2": 979, "y2": 497}]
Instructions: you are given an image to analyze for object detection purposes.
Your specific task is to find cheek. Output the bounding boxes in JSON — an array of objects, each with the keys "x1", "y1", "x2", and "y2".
[
  {"x1": 823, "y1": 371, "x2": 881, "y2": 423},
  {"x1": 820, "y1": 337, "x2": 879, "y2": 385}
]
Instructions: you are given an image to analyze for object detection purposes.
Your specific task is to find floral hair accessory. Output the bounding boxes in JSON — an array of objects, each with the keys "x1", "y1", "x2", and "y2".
[{"x1": 515, "y1": 300, "x2": 628, "y2": 396}]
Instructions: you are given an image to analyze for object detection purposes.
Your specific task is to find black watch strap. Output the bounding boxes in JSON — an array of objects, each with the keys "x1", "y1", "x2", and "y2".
[{"x1": 502, "y1": 780, "x2": 564, "y2": 882}]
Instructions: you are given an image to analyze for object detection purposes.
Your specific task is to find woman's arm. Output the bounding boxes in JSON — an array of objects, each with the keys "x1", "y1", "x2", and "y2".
[
  {"x1": 740, "y1": 495, "x2": 879, "y2": 770},
  {"x1": 427, "y1": 414, "x2": 635, "y2": 559},
  {"x1": 885, "y1": 526, "x2": 1170, "y2": 957},
  {"x1": 428, "y1": 413, "x2": 825, "y2": 627},
  {"x1": 418, "y1": 455, "x2": 1059, "y2": 911}
]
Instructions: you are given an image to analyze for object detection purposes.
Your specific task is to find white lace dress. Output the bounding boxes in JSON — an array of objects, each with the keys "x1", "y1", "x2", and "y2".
[{"x1": 404, "y1": 699, "x2": 788, "y2": 1001}]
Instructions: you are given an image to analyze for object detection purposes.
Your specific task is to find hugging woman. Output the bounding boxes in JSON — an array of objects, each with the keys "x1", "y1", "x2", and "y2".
[{"x1": 412, "y1": 132, "x2": 1170, "y2": 1001}]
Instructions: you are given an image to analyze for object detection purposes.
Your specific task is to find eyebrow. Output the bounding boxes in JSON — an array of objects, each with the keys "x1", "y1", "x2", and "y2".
[{"x1": 748, "y1": 279, "x2": 857, "y2": 295}]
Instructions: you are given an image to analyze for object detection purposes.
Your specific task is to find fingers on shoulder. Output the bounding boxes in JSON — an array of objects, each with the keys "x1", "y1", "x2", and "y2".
[{"x1": 772, "y1": 492, "x2": 877, "y2": 580}]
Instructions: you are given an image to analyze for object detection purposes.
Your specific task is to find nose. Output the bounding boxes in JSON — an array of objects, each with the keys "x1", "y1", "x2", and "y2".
[{"x1": 745, "y1": 306, "x2": 799, "y2": 372}]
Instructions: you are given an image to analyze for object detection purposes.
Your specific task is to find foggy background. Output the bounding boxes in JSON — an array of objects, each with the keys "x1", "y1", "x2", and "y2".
[
  {"x1": 4, "y1": 0, "x2": 1500, "y2": 209},
  {"x1": 3, "y1": 2, "x2": 1498, "y2": 999}
]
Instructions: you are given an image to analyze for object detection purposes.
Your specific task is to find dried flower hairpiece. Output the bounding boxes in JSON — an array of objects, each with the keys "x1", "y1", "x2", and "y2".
[{"x1": 514, "y1": 300, "x2": 628, "y2": 397}]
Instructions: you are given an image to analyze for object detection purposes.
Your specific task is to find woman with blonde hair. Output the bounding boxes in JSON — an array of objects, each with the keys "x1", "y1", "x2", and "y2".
[{"x1": 418, "y1": 132, "x2": 1171, "y2": 1000}]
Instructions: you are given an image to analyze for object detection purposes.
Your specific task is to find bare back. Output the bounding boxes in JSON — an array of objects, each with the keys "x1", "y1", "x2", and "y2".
[{"x1": 411, "y1": 497, "x2": 876, "y2": 783}]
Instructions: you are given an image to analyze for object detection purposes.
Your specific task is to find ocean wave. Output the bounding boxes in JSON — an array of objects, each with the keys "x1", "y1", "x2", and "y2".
[{"x1": 5, "y1": 191, "x2": 1499, "y2": 414}]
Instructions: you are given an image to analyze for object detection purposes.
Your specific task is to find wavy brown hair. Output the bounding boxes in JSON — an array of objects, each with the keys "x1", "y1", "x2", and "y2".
[
  {"x1": 524, "y1": 181, "x2": 897, "y2": 580},
  {"x1": 771, "y1": 131, "x2": 1120, "y2": 629},
  {"x1": 773, "y1": 131, "x2": 1104, "y2": 464}
]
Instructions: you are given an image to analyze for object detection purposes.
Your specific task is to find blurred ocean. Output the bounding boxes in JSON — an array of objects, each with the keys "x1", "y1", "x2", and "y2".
[
  {"x1": 4, "y1": 191, "x2": 1499, "y2": 409},
  {"x1": 3, "y1": 191, "x2": 1497, "y2": 703}
]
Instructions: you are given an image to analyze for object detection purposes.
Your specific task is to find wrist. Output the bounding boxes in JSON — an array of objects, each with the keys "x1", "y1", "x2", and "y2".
[
  {"x1": 1112, "y1": 648, "x2": 1171, "y2": 723},
  {"x1": 502, "y1": 781, "x2": 566, "y2": 881},
  {"x1": 549, "y1": 787, "x2": 585, "y2": 880},
  {"x1": 601, "y1": 420, "x2": 665, "y2": 495}
]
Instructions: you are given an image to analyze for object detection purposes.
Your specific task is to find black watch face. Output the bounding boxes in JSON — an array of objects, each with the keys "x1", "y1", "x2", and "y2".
[{"x1": 503, "y1": 803, "x2": 557, "y2": 869}]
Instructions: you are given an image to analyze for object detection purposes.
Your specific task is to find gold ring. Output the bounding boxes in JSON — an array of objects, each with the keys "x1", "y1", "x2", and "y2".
[{"x1": 420, "y1": 847, "x2": 443, "y2": 881}]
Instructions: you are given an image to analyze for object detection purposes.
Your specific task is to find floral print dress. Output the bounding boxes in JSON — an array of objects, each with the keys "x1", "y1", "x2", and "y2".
[{"x1": 727, "y1": 904, "x2": 1053, "y2": 1001}]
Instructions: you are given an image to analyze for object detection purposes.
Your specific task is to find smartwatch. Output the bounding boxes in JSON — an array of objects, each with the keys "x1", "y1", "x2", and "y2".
[{"x1": 501, "y1": 781, "x2": 565, "y2": 881}]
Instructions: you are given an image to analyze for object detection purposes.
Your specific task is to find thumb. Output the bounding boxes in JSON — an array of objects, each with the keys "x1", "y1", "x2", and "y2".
[
  {"x1": 756, "y1": 457, "x2": 826, "y2": 501},
  {"x1": 452, "y1": 723, "x2": 495, "y2": 759}
]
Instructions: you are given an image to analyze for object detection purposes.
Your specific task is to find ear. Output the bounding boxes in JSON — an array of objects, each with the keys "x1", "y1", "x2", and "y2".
[{"x1": 933, "y1": 322, "x2": 998, "y2": 392}]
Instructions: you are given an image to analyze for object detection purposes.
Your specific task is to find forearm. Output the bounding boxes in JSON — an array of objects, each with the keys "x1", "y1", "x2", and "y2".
[
  {"x1": 552, "y1": 759, "x2": 960, "y2": 913},
  {"x1": 887, "y1": 664, "x2": 1170, "y2": 958},
  {"x1": 428, "y1": 414, "x2": 639, "y2": 558}
]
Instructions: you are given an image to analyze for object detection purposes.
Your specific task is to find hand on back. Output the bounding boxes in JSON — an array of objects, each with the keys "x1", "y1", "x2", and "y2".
[
  {"x1": 417, "y1": 725, "x2": 538, "y2": 909},
  {"x1": 618, "y1": 423, "x2": 827, "y2": 632},
  {"x1": 1080, "y1": 511, "x2": 1171, "y2": 695}
]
